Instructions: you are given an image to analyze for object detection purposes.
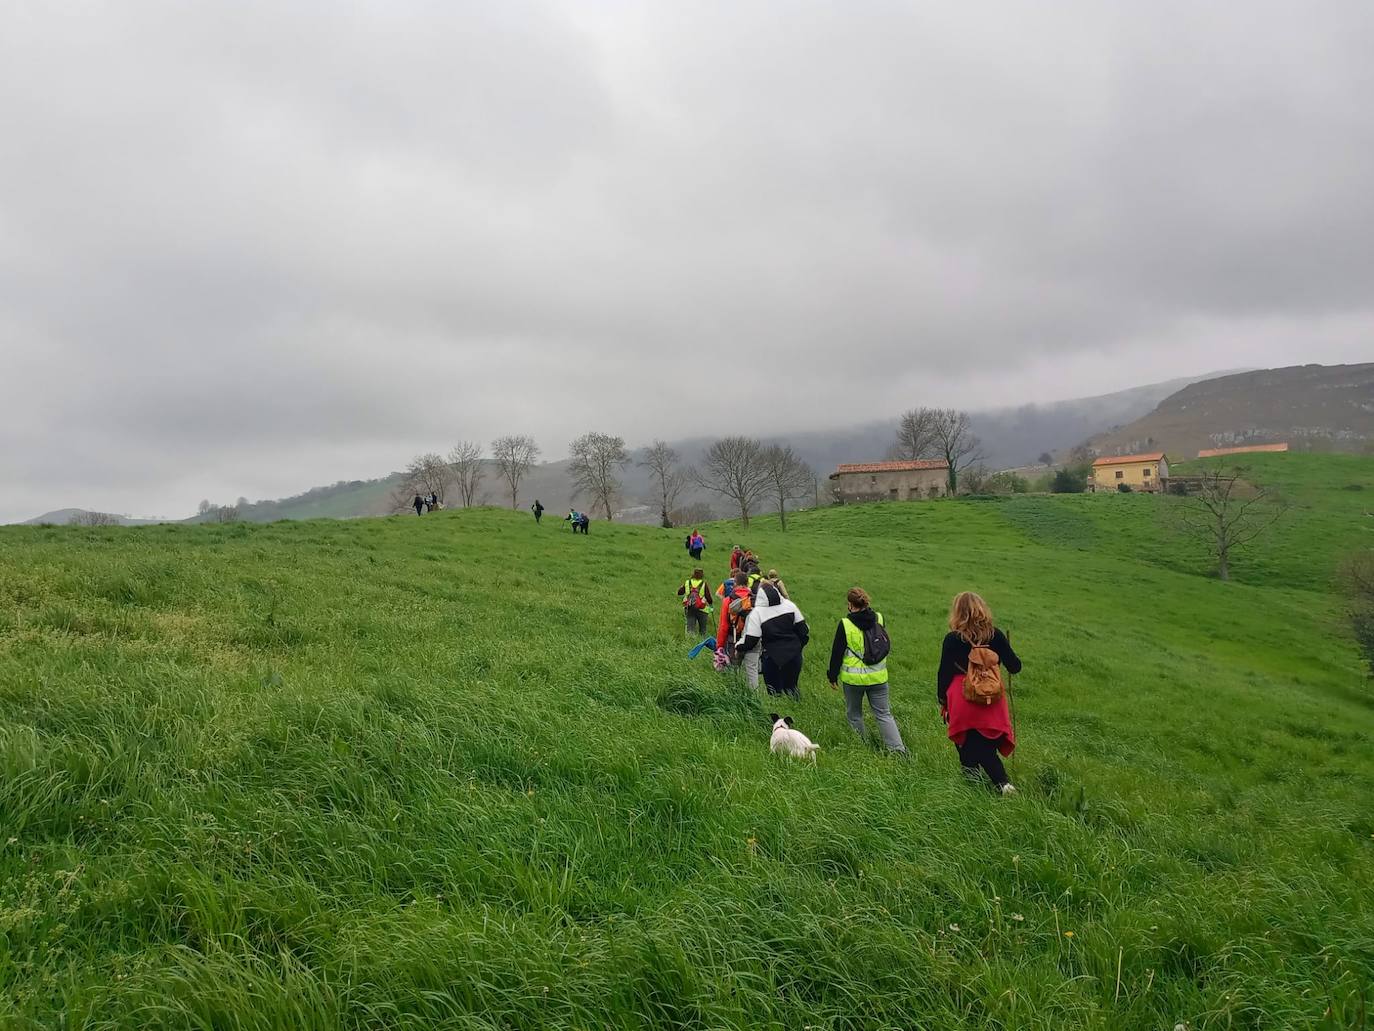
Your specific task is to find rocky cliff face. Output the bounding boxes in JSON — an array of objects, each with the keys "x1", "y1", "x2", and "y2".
[{"x1": 1085, "y1": 363, "x2": 1374, "y2": 459}]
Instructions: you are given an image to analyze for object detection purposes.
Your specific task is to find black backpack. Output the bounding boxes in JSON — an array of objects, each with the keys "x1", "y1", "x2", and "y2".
[{"x1": 859, "y1": 613, "x2": 891, "y2": 665}]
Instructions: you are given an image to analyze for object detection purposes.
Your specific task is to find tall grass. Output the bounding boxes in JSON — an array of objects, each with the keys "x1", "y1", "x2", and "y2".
[{"x1": 1, "y1": 454, "x2": 1372, "y2": 1028}]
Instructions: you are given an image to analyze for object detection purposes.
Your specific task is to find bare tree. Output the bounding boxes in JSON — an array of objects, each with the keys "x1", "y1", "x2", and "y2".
[
  {"x1": 1167, "y1": 466, "x2": 1287, "y2": 581},
  {"x1": 447, "y1": 441, "x2": 484, "y2": 508},
  {"x1": 760, "y1": 444, "x2": 814, "y2": 530},
  {"x1": 491, "y1": 435, "x2": 540, "y2": 510},
  {"x1": 891, "y1": 408, "x2": 939, "y2": 461},
  {"x1": 960, "y1": 464, "x2": 992, "y2": 495},
  {"x1": 389, "y1": 453, "x2": 451, "y2": 512},
  {"x1": 930, "y1": 408, "x2": 986, "y2": 493},
  {"x1": 212, "y1": 505, "x2": 241, "y2": 523},
  {"x1": 68, "y1": 510, "x2": 121, "y2": 527},
  {"x1": 693, "y1": 436, "x2": 769, "y2": 528},
  {"x1": 568, "y1": 431, "x2": 629, "y2": 520},
  {"x1": 669, "y1": 501, "x2": 714, "y2": 526},
  {"x1": 197, "y1": 499, "x2": 213, "y2": 516},
  {"x1": 639, "y1": 440, "x2": 687, "y2": 528}
]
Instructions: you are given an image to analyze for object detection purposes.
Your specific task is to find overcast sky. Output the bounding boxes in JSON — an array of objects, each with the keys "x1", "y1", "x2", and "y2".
[{"x1": 2, "y1": 1, "x2": 1371, "y2": 521}]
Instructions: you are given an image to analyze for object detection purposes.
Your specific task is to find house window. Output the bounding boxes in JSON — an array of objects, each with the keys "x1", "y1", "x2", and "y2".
[
  {"x1": 1115, "y1": 470, "x2": 1124, "y2": 479},
  {"x1": 870, "y1": 475, "x2": 877, "y2": 485},
  {"x1": 889, "y1": 488, "x2": 899, "y2": 498},
  {"x1": 1143, "y1": 468, "x2": 1152, "y2": 478}
]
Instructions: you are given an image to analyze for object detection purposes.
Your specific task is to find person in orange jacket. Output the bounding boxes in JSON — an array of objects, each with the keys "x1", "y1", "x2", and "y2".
[{"x1": 715, "y1": 576, "x2": 753, "y2": 656}]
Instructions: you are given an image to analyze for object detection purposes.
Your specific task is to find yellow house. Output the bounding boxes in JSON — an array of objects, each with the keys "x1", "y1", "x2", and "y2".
[{"x1": 1090, "y1": 451, "x2": 1170, "y2": 493}]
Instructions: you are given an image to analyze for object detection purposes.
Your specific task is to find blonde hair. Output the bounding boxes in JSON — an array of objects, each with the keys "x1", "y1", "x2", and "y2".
[{"x1": 949, "y1": 591, "x2": 994, "y2": 645}]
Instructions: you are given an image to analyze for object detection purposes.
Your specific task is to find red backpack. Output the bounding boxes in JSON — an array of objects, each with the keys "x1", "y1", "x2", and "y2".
[{"x1": 684, "y1": 579, "x2": 707, "y2": 611}]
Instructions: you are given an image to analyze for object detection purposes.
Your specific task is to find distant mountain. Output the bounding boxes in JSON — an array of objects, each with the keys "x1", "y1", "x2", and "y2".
[
  {"x1": 1084, "y1": 363, "x2": 1374, "y2": 460},
  {"x1": 18, "y1": 368, "x2": 1253, "y2": 527},
  {"x1": 21, "y1": 509, "x2": 166, "y2": 526},
  {"x1": 197, "y1": 370, "x2": 1235, "y2": 525},
  {"x1": 775, "y1": 371, "x2": 1242, "y2": 473}
]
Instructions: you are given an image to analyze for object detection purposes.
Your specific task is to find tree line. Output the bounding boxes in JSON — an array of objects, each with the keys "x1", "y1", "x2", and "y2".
[
  {"x1": 394, "y1": 432, "x2": 820, "y2": 530},
  {"x1": 391, "y1": 407, "x2": 1007, "y2": 529}
]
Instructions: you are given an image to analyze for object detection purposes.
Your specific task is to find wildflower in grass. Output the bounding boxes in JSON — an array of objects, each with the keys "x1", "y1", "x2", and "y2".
[
  {"x1": 948, "y1": 923, "x2": 960, "y2": 932},
  {"x1": 1010, "y1": 913, "x2": 1024, "y2": 922},
  {"x1": 1064, "y1": 931, "x2": 1074, "y2": 938}
]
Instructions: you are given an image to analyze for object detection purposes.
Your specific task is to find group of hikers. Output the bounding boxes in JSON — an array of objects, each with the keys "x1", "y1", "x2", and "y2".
[
  {"x1": 678, "y1": 538, "x2": 1023, "y2": 794},
  {"x1": 411, "y1": 492, "x2": 442, "y2": 515},
  {"x1": 528, "y1": 499, "x2": 590, "y2": 533}
]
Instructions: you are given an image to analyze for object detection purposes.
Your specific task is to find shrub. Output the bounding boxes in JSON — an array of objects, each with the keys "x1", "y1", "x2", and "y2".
[
  {"x1": 1051, "y1": 468, "x2": 1087, "y2": 493},
  {"x1": 986, "y1": 471, "x2": 1030, "y2": 495},
  {"x1": 1117, "y1": 482, "x2": 1133, "y2": 493}
]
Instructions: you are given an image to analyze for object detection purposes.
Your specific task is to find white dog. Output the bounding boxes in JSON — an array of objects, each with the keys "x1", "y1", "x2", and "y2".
[{"x1": 769, "y1": 714, "x2": 820, "y2": 761}]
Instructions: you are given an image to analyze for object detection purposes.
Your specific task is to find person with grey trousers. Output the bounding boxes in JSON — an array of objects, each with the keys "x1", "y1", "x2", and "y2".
[{"x1": 827, "y1": 587, "x2": 907, "y2": 754}]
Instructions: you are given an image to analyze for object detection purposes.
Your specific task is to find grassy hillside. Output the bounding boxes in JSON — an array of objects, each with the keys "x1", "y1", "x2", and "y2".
[{"x1": 1, "y1": 454, "x2": 1372, "y2": 1029}]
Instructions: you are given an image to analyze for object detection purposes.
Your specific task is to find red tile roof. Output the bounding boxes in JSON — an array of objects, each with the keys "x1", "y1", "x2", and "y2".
[
  {"x1": 1091, "y1": 452, "x2": 1166, "y2": 467},
  {"x1": 1197, "y1": 443, "x2": 1289, "y2": 457},
  {"x1": 833, "y1": 460, "x2": 949, "y2": 475}
]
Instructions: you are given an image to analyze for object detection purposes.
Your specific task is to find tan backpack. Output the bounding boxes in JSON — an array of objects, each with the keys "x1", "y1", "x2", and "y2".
[{"x1": 962, "y1": 646, "x2": 1005, "y2": 706}]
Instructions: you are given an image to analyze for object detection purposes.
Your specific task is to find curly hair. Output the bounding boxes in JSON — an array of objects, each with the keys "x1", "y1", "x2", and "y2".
[{"x1": 949, "y1": 591, "x2": 994, "y2": 645}]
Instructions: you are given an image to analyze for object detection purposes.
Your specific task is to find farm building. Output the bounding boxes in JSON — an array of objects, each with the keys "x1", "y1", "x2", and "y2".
[
  {"x1": 1197, "y1": 443, "x2": 1289, "y2": 458},
  {"x1": 1089, "y1": 452, "x2": 1171, "y2": 493},
  {"x1": 829, "y1": 460, "x2": 950, "y2": 503}
]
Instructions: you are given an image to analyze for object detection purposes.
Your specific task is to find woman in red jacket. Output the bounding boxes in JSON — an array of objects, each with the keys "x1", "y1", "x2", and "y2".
[{"x1": 937, "y1": 591, "x2": 1022, "y2": 795}]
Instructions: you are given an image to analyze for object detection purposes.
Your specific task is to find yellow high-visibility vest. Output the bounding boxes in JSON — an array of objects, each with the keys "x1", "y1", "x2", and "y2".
[
  {"x1": 683, "y1": 578, "x2": 713, "y2": 613},
  {"x1": 839, "y1": 612, "x2": 887, "y2": 685}
]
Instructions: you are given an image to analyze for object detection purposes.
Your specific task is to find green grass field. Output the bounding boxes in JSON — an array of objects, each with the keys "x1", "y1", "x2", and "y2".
[{"x1": 2, "y1": 454, "x2": 1372, "y2": 1029}]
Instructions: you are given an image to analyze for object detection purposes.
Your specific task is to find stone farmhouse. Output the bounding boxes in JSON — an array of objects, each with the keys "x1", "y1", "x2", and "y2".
[{"x1": 829, "y1": 460, "x2": 950, "y2": 503}]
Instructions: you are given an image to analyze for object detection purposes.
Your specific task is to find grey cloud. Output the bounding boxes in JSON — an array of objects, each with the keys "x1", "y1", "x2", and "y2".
[{"x1": 2, "y1": 1, "x2": 1372, "y2": 521}]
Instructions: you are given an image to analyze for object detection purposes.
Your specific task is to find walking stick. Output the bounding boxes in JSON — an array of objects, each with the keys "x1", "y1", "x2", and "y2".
[{"x1": 1006, "y1": 629, "x2": 1019, "y2": 782}]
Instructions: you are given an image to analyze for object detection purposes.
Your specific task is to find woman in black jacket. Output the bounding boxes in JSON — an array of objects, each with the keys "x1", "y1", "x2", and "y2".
[{"x1": 937, "y1": 591, "x2": 1022, "y2": 794}]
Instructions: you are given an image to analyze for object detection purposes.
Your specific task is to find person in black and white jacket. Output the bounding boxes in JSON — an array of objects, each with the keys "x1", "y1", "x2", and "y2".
[{"x1": 735, "y1": 581, "x2": 810, "y2": 698}]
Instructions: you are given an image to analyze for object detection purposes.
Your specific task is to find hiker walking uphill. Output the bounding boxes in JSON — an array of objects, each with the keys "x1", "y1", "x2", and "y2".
[
  {"x1": 828, "y1": 587, "x2": 907, "y2": 754},
  {"x1": 937, "y1": 591, "x2": 1022, "y2": 795},
  {"x1": 736, "y1": 581, "x2": 809, "y2": 697},
  {"x1": 413, "y1": 494, "x2": 425, "y2": 516},
  {"x1": 685, "y1": 530, "x2": 706, "y2": 561},
  {"x1": 715, "y1": 576, "x2": 754, "y2": 675},
  {"x1": 678, "y1": 567, "x2": 713, "y2": 639},
  {"x1": 531, "y1": 499, "x2": 544, "y2": 524},
  {"x1": 565, "y1": 509, "x2": 590, "y2": 535}
]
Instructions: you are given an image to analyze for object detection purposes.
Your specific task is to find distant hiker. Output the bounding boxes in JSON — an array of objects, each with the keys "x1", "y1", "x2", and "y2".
[
  {"x1": 678, "y1": 567, "x2": 713, "y2": 638},
  {"x1": 937, "y1": 591, "x2": 1022, "y2": 795},
  {"x1": 532, "y1": 499, "x2": 545, "y2": 524},
  {"x1": 686, "y1": 530, "x2": 706, "y2": 560},
  {"x1": 740, "y1": 551, "x2": 762, "y2": 586},
  {"x1": 765, "y1": 569, "x2": 789, "y2": 599},
  {"x1": 737, "y1": 581, "x2": 809, "y2": 697},
  {"x1": 730, "y1": 545, "x2": 743, "y2": 571},
  {"x1": 577, "y1": 512, "x2": 590, "y2": 535},
  {"x1": 413, "y1": 494, "x2": 425, "y2": 516},
  {"x1": 828, "y1": 587, "x2": 906, "y2": 755},
  {"x1": 566, "y1": 509, "x2": 579, "y2": 531}
]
